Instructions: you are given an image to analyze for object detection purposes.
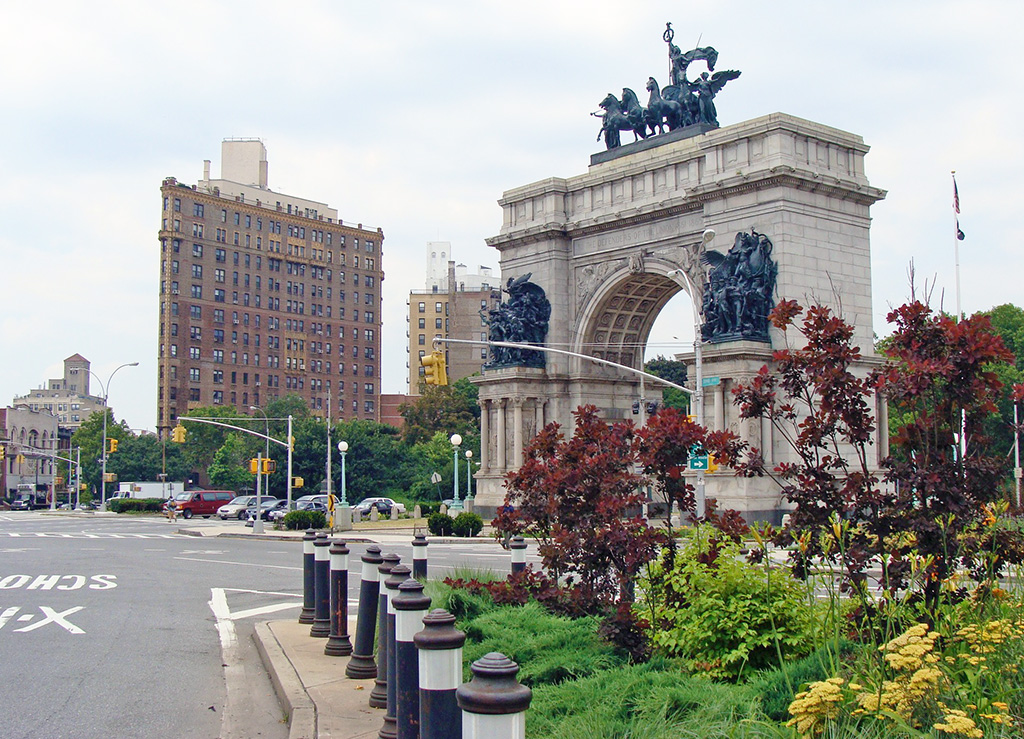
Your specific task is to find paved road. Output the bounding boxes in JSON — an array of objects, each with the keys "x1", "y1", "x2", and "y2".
[{"x1": 0, "y1": 512, "x2": 531, "y2": 738}]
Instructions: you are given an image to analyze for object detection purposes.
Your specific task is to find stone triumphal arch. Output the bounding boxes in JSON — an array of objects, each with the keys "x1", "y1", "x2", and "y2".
[{"x1": 471, "y1": 113, "x2": 887, "y2": 522}]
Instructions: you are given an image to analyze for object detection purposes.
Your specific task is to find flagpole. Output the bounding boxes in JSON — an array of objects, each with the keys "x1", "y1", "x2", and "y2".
[
  {"x1": 952, "y1": 170, "x2": 966, "y2": 463},
  {"x1": 952, "y1": 170, "x2": 963, "y2": 320}
]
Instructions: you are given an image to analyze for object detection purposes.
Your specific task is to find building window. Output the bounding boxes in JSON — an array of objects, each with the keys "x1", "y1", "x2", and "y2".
[
  {"x1": 192, "y1": 223, "x2": 203, "y2": 238},
  {"x1": 215, "y1": 248, "x2": 226, "y2": 262},
  {"x1": 191, "y1": 285, "x2": 202, "y2": 299},
  {"x1": 190, "y1": 305, "x2": 201, "y2": 319},
  {"x1": 193, "y1": 203, "x2": 204, "y2": 217},
  {"x1": 189, "y1": 368, "x2": 201, "y2": 382},
  {"x1": 190, "y1": 327, "x2": 202, "y2": 340},
  {"x1": 193, "y1": 243, "x2": 203, "y2": 258},
  {"x1": 418, "y1": 335, "x2": 425, "y2": 345},
  {"x1": 212, "y1": 390, "x2": 223, "y2": 405},
  {"x1": 418, "y1": 318, "x2": 425, "y2": 329},
  {"x1": 215, "y1": 269, "x2": 225, "y2": 283}
]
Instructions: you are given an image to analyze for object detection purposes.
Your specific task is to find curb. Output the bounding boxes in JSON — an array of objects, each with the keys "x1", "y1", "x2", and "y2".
[{"x1": 254, "y1": 621, "x2": 317, "y2": 739}]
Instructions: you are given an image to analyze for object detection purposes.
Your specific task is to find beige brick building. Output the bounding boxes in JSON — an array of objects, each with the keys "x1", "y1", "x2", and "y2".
[
  {"x1": 157, "y1": 140, "x2": 385, "y2": 434},
  {"x1": 406, "y1": 244, "x2": 500, "y2": 394}
]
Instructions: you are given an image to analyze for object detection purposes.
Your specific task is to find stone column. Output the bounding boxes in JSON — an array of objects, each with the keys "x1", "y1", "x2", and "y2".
[
  {"x1": 714, "y1": 384, "x2": 725, "y2": 432},
  {"x1": 495, "y1": 399, "x2": 506, "y2": 470},
  {"x1": 479, "y1": 399, "x2": 490, "y2": 474},
  {"x1": 760, "y1": 415, "x2": 773, "y2": 466},
  {"x1": 534, "y1": 398, "x2": 545, "y2": 434},
  {"x1": 512, "y1": 397, "x2": 524, "y2": 471}
]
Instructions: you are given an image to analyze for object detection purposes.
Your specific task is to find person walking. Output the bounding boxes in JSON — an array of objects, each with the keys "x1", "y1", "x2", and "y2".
[{"x1": 165, "y1": 497, "x2": 177, "y2": 523}]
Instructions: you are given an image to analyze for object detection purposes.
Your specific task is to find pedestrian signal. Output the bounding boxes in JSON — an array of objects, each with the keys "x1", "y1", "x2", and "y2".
[
  {"x1": 292, "y1": 476, "x2": 304, "y2": 489},
  {"x1": 249, "y1": 458, "x2": 260, "y2": 474},
  {"x1": 262, "y1": 459, "x2": 276, "y2": 474}
]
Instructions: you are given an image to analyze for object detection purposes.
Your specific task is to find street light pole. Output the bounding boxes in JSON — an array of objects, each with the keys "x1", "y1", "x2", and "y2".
[
  {"x1": 250, "y1": 405, "x2": 269, "y2": 534},
  {"x1": 93, "y1": 362, "x2": 139, "y2": 506},
  {"x1": 465, "y1": 450, "x2": 473, "y2": 502},
  {"x1": 337, "y1": 441, "x2": 349, "y2": 507},
  {"x1": 450, "y1": 434, "x2": 463, "y2": 512},
  {"x1": 667, "y1": 228, "x2": 715, "y2": 519}
]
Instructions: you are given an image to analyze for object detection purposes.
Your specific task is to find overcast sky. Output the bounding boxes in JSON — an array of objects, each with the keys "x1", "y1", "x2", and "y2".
[{"x1": 1, "y1": 1, "x2": 1020, "y2": 432}]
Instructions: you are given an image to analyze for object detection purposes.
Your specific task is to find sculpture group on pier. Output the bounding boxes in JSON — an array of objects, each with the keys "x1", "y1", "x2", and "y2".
[
  {"x1": 481, "y1": 274, "x2": 551, "y2": 369},
  {"x1": 595, "y1": 23, "x2": 740, "y2": 150},
  {"x1": 700, "y1": 230, "x2": 778, "y2": 344}
]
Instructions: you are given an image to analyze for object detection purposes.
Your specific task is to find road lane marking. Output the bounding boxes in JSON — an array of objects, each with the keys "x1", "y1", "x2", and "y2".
[
  {"x1": 13, "y1": 606, "x2": 86, "y2": 634},
  {"x1": 177, "y1": 556, "x2": 300, "y2": 571},
  {"x1": 229, "y1": 602, "x2": 301, "y2": 620}
]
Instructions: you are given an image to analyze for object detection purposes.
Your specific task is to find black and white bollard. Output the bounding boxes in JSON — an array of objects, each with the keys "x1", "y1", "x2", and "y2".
[
  {"x1": 325, "y1": 538, "x2": 352, "y2": 656},
  {"x1": 415, "y1": 609, "x2": 466, "y2": 739},
  {"x1": 393, "y1": 578, "x2": 432, "y2": 739},
  {"x1": 509, "y1": 536, "x2": 527, "y2": 575},
  {"x1": 369, "y1": 553, "x2": 401, "y2": 708},
  {"x1": 299, "y1": 528, "x2": 317, "y2": 624},
  {"x1": 346, "y1": 545, "x2": 383, "y2": 679},
  {"x1": 457, "y1": 653, "x2": 532, "y2": 739},
  {"x1": 311, "y1": 533, "x2": 332, "y2": 637},
  {"x1": 380, "y1": 564, "x2": 411, "y2": 739},
  {"x1": 412, "y1": 533, "x2": 428, "y2": 580}
]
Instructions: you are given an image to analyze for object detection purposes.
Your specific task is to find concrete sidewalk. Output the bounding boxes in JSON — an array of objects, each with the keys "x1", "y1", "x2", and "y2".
[{"x1": 255, "y1": 619, "x2": 385, "y2": 739}]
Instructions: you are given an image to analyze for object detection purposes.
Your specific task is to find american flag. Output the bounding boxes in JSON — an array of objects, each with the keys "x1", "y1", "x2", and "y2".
[{"x1": 953, "y1": 176, "x2": 960, "y2": 214}]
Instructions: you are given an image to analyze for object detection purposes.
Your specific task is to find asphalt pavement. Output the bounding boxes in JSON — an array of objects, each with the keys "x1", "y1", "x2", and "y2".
[
  {"x1": 177, "y1": 516, "x2": 526, "y2": 739},
  {"x1": 6, "y1": 511, "x2": 525, "y2": 739}
]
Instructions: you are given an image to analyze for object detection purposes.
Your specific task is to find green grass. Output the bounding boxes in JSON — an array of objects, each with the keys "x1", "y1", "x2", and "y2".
[{"x1": 460, "y1": 601, "x2": 624, "y2": 686}]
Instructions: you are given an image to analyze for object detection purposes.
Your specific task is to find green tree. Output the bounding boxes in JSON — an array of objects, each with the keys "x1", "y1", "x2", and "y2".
[
  {"x1": 399, "y1": 380, "x2": 479, "y2": 445},
  {"x1": 177, "y1": 405, "x2": 245, "y2": 485},
  {"x1": 644, "y1": 356, "x2": 689, "y2": 411},
  {"x1": 329, "y1": 420, "x2": 418, "y2": 503},
  {"x1": 207, "y1": 433, "x2": 254, "y2": 492}
]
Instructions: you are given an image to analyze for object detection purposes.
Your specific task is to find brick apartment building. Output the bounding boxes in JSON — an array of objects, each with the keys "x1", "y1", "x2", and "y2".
[{"x1": 157, "y1": 139, "x2": 384, "y2": 435}]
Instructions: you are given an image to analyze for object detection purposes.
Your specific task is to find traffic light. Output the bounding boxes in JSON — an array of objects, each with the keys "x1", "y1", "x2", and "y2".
[
  {"x1": 171, "y1": 425, "x2": 187, "y2": 443},
  {"x1": 632, "y1": 401, "x2": 640, "y2": 415},
  {"x1": 289, "y1": 436, "x2": 295, "y2": 451},
  {"x1": 421, "y1": 350, "x2": 448, "y2": 386},
  {"x1": 103, "y1": 473, "x2": 117, "y2": 483},
  {"x1": 292, "y1": 476, "x2": 304, "y2": 489},
  {"x1": 107, "y1": 438, "x2": 118, "y2": 453},
  {"x1": 16, "y1": 454, "x2": 25, "y2": 465},
  {"x1": 707, "y1": 454, "x2": 719, "y2": 474},
  {"x1": 249, "y1": 458, "x2": 260, "y2": 474},
  {"x1": 0, "y1": 445, "x2": 5, "y2": 460}
]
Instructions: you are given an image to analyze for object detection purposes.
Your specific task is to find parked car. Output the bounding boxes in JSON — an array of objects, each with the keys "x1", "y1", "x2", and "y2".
[
  {"x1": 355, "y1": 497, "x2": 406, "y2": 516},
  {"x1": 244, "y1": 498, "x2": 290, "y2": 525},
  {"x1": 218, "y1": 495, "x2": 274, "y2": 520},
  {"x1": 173, "y1": 490, "x2": 235, "y2": 519}
]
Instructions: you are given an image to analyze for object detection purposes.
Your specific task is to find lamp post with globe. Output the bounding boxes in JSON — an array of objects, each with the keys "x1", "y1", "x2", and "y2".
[{"x1": 450, "y1": 434, "x2": 463, "y2": 512}]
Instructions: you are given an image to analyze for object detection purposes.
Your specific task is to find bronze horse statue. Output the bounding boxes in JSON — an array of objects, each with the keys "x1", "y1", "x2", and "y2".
[
  {"x1": 594, "y1": 93, "x2": 647, "y2": 150},
  {"x1": 645, "y1": 77, "x2": 683, "y2": 134}
]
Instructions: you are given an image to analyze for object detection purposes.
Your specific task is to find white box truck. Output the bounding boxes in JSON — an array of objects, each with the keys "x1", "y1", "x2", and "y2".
[{"x1": 112, "y1": 481, "x2": 184, "y2": 500}]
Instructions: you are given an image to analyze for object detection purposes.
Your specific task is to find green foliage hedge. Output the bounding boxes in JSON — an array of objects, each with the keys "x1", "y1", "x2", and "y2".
[
  {"x1": 451, "y1": 511, "x2": 483, "y2": 537},
  {"x1": 282, "y1": 510, "x2": 327, "y2": 530},
  {"x1": 637, "y1": 532, "x2": 818, "y2": 681},
  {"x1": 427, "y1": 512, "x2": 453, "y2": 536},
  {"x1": 109, "y1": 498, "x2": 166, "y2": 513}
]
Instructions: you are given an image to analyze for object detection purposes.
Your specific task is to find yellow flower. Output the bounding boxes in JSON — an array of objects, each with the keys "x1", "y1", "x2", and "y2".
[
  {"x1": 934, "y1": 709, "x2": 983, "y2": 738},
  {"x1": 787, "y1": 678, "x2": 845, "y2": 736}
]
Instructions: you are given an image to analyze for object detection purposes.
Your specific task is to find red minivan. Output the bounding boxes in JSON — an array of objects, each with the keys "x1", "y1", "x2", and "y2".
[{"x1": 173, "y1": 490, "x2": 235, "y2": 519}]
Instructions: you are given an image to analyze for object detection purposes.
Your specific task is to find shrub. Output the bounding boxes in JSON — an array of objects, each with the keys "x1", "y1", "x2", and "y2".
[
  {"x1": 282, "y1": 510, "x2": 326, "y2": 530},
  {"x1": 109, "y1": 498, "x2": 165, "y2": 513},
  {"x1": 451, "y1": 511, "x2": 483, "y2": 537},
  {"x1": 427, "y1": 512, "x2": 453, "y2": 536},
  {"x1": 460, "y1": 601, "x2": 623, "y2": 687},
  {"x1": 417, "y1": 502, "x2": 441, "y2": 517},
  {"x1": 637, "y1": 529, "x2": 818, "y2": 681}
]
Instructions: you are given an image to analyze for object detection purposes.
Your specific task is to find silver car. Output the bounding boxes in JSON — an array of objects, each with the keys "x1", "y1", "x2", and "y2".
[{"x1": 217, "y1": 495, "x2": 268, "y2": 520}]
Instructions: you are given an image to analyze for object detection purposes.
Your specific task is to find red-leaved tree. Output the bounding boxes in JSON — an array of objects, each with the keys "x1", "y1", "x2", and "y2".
[{"x1": 493, "y1": 405, "x2": 665, "y2": 608}]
